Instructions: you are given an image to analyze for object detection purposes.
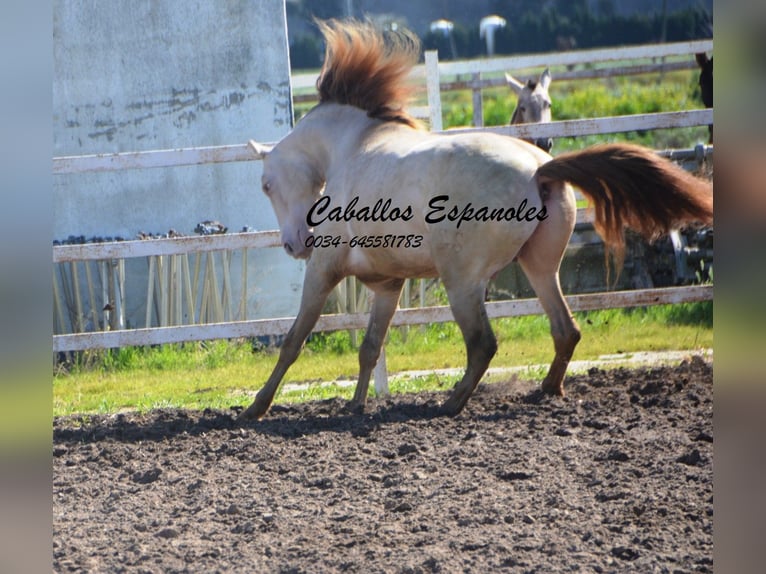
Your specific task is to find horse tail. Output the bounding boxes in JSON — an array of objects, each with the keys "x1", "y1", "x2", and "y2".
[{"x1": 535, "y1": 142, "x2": 713, "y2": 275}]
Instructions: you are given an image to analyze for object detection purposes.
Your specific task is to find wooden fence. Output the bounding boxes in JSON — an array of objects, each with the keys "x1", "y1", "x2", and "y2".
[
  {"x1": 292, "y1": 38, "x2": 713, "y2": 129},
  {"x1": 53, "y1": 38, "x2": 714, "y2": 393}
]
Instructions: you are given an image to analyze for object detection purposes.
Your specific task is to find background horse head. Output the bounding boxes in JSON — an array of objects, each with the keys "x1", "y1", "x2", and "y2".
[
  {"x1": 695, "y1": 52, "x2": 713, "y2": 143},
  {"x1": 506, "y1": 68, "x2": 553, "y2": 152}
]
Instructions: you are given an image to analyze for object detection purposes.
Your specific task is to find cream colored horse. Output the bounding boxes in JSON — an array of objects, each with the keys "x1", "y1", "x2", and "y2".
[
  {"x1": 240, "y1": 20, "x2": 712, "y2": 421},
  {"x1": 506, "y1": 68, "x2": 553, "y2": 152}
]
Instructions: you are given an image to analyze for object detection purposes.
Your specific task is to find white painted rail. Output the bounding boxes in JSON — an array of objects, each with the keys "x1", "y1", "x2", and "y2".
[
  {"x1": 455, "y1": 109, "x2": 713, "y2": 140},
  {"x1": 433, "y1": 39, "x2": 713, "y2": 77},
  {"x1": 53, "y1": 231, "x2": 282, "y2": 262},
  {"x1": 53, "y1": 285, "x2": 712, "y2": 353},
  {"x1": 52, "y1": 110, "x2": 712, "y2": 176},
  {"x1": 53, "y1": 143, "x2": 260, "y2": 175}
]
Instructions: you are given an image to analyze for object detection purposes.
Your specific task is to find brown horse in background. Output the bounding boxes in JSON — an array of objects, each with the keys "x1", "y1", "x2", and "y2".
[{"x1": 696, "y1": 52, "x2": 713, "y2": 143}]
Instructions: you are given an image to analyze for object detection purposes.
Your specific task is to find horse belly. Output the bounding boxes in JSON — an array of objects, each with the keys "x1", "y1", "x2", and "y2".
[
  {"x1": 429, "y1": 217, "x2": 539, "y2": 281},
  {"x1": 345, "y1": 228, "x2": 439, "y2": 281}
]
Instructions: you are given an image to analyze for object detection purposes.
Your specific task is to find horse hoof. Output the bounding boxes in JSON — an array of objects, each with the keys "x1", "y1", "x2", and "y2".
[
  {"x1": 238, "y1": 401, "x2": 269, "y2": 422},
  {"x1": 540, "y1": 382, "x2": 565, "y2": 397},
  {"x1": 441, "y1": 396, "x2": 466, "y2": 416},
  {"x1": 345, "y1": 400, "x2": 366, "y2": 415}
]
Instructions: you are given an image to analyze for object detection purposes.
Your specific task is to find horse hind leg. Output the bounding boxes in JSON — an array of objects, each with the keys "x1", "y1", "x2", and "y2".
[
  {"x1": 518, "y1": 179, "x2": 580, "y2": 396},
  {"x1": 441, "y1": 281, "x2": 498, "y2": 415},
  {"x1": 350, "y1": 279, "x2": 404, "y2": 411},
  {"x1": 521, "y1": 263, "x2": 581, "y2": 396}
]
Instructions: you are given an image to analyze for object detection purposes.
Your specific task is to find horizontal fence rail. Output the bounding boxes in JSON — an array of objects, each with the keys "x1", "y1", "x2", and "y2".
[
  {"x1": 52, "y1": 110, "x2": 712, "y2": 176},
  {"x1": 53, "y1": 143, "x2": 257, "y2": 175},
  {"x1": 53, "y1": 285, "x2": 712, "y2": 353},
  {"x1": 457, "y1": 109, "x2": 713, "y2": 140},
  {"x1": 53, "y1": 231, "x2": 282, "y2": 262},
  {"x1": 433, "y1": 39, "x2": 713, "y2": 77}
]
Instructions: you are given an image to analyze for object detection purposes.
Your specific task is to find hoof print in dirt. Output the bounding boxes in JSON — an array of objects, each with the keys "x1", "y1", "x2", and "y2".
[
  {"x1": 156, "y1": 528, "x2": 180, "y2": 540},
  {"x1": 496, "y1": 471, "x2": 534, "y2": 482},
  {"x1": 677, "y1": 448, "x2": 706, "y2": 466},
  {"x1": 131, "y1": 468, "x2": 162, "y2": 484},
  {"x1": 521, "y1": 388, "x2": 553, "y2": 404},
  {"x1": 611, "y1": 546, "x2": 640, "y2": 561}
]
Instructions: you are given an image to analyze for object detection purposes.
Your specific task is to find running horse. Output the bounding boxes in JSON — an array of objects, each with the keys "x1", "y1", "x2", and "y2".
[
  {"x1": 505, "y1": 68, "x2": 553, "y2": 152},
  {"x1": 240, "y1": 20, "x2": 713, "y2": 421}
]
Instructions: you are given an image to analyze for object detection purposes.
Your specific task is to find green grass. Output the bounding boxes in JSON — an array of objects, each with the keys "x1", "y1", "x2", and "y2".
[{"x1": 54, "y1": 302, "x2": 712, "y2": 416}]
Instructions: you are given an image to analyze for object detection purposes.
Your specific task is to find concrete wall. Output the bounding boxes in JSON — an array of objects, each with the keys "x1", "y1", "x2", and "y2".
[{"x1": 53, "y1": 0, "x2": 304, "y2": 325}]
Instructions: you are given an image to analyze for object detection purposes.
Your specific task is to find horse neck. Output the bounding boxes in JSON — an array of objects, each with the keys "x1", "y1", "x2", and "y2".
[
  {"x1": 510, "y1": 105, "x2": 522, "y2": 125},
  {"x1": 292, "y1": 104, "x2": 375, "y2": 179}
]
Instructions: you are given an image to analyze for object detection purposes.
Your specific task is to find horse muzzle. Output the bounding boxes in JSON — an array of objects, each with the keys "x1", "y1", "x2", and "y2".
[
  {"x1": 535, "y1": 138, "x2": 553, "y2": 153},
  {"x1": 283, "y1": 240, "x2": 311, "y2": 260},
  {"x1": 282, "y1": 229, "x2": 313, "y2": 260}
]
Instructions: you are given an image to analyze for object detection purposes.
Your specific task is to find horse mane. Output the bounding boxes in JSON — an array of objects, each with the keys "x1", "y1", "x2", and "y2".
[{"x1": 315, "y1": 19, "x2": 422, "y2": 129}]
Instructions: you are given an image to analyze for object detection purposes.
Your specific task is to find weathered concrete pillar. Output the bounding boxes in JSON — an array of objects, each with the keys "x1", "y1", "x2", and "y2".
[{"x1": 53, "y1": 1, "x2": 303, "y2": 326}]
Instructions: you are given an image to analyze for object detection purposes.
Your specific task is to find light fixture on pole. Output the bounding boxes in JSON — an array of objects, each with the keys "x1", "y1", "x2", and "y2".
[{"x1": 479, "y1": 15, "x2": 507, "y2": 57}]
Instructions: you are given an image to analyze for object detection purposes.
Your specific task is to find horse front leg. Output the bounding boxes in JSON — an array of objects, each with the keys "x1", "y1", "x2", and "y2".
[
  {"x1": 239, "y1": 264, "x2": 341, "y2": 421},
  {"x1": 351, "y1": 278, "x2": 404, "y2": 411},
  {"x1": 441, "y1": 282, "x2": 498, "y2": 415}
]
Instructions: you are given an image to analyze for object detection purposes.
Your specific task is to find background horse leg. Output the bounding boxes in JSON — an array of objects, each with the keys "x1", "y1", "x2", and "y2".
[
  {"x1": 239, "y1": 266, "x2": 341, "y2": 421},
  {"x1": 441, "y1": 281, "x2": 498, "y2": 415},
  {"x1": 351, "y1": 278, "x2": 404, "y2": 410},
  {"x1": 518, "y1": 180, "x2": 580, "y2": 396}
]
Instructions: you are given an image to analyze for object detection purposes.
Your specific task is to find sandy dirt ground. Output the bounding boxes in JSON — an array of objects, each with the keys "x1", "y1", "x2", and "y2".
[{"x1": 53, "y1": 357, "x2": 712, "y2": 573}]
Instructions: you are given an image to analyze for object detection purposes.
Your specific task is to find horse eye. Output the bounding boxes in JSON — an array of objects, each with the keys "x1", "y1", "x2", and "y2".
[
  {"x1": 262, "y1": 182, "x2": 271, "y2": 194},
  {"x1": 519, "y1": 106, "x2": 526, "y2": 113}
]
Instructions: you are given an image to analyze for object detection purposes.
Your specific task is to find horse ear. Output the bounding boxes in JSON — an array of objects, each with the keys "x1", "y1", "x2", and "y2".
[
  {"x1": 505, "y1": 73, "x2": 525, "y2": 95},
  {"x1": 539, "y1": 68, "x2": 552, "y2": 90},
  {"x1": 248, "y1": 140, "x2": 273, "y2": 159},
  {"x1": 695, "y1": 53, "x2": 710, "y2": 69}
]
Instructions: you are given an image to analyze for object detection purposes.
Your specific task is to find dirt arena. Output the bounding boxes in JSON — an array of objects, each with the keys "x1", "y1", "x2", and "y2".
[{"x1": 53, "y1": 357, "x2": 712, "y2": 573}]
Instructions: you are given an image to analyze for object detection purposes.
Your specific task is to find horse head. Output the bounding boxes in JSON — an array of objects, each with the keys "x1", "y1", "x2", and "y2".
[
  {"x1": 506, "y1": 68, "x2": 553, "y2": 152},
  {"x1": 249, "y1": 139, "x2": 324, "y2": 259}
]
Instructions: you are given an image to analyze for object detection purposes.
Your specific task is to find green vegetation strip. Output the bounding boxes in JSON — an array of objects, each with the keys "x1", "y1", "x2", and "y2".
[{"x1": 54, "y1": 303, "x2": 712, "y2": 416}]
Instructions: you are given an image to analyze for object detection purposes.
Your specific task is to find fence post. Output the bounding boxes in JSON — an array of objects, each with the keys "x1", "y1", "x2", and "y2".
[
  {"x1": 374, "y1": 347, "x2": 389, "y2": 396},
  {"x1": 425, "y1": 50, "x2": 443, "y2": 131},
  {"x1": 472, "y1": 72, "x2": 483, "y2": 127}
]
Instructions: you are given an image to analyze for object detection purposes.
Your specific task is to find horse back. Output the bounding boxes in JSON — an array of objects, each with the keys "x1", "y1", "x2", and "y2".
[{"x1": 332, "y1": 129, "x2": 552, "y2": 281}]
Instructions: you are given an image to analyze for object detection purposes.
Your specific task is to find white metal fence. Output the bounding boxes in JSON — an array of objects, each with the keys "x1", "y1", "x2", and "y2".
[{"x1": 53, "y1": 39, "x2": 714, "y2": 388}]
